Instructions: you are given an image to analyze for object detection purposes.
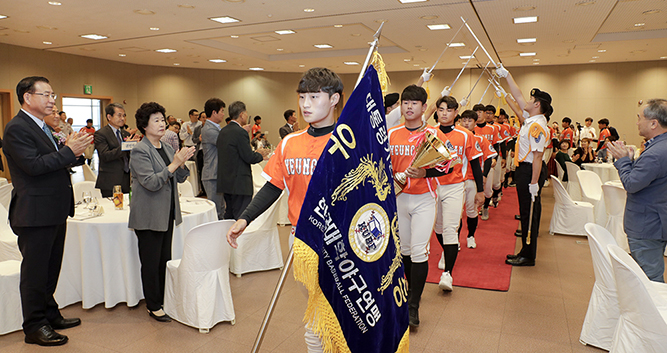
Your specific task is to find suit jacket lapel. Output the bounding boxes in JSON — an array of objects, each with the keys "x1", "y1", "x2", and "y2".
[{"x1": 20, "y1": 111, "x2": 57, "y2": 152}]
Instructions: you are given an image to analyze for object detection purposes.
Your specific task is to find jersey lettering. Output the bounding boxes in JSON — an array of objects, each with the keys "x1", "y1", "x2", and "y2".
[{"x1": 284, "y1": 158, "x2": 317, "y2": 176}]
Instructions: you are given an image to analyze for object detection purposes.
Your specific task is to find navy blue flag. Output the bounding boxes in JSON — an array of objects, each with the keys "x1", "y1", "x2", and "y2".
[{"x1": 292, "y1": 66, "x2": 409, "y2": 353}]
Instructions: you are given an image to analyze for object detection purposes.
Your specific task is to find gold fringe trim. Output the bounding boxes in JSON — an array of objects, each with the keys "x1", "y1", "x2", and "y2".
[
  {"x1": 369, "y1": 51, "x2": 390, "y2": 94},
  {"x1": 396, "y1": 328, "x2": 411, "y2": 353}
]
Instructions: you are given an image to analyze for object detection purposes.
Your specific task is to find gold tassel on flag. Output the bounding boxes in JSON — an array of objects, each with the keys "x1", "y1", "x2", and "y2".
[{"x1": 369, "y1": 51, "x2": 390, "y2": 94}]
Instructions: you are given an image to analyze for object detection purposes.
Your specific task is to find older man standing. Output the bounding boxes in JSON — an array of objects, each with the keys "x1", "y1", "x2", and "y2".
[
  {"x1": 4, "y1": 76, "x2": 93, "y2": 346},
  {"x1": 95, "y1": 103, "x2": 134, "y2": 197},
  {"x1": 202, "y1": 99, "x2": 226, "y2": 219},
  {"x1": 279, "y1": 109, "x2": 298, "y2": 139},
  {"x1": 608, "y1": 99, "x2": 667, "y2": 282}
]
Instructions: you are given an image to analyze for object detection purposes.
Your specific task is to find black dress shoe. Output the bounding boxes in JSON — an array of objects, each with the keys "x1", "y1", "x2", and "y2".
[
  {"x1": 50, "y1": 317, "x2": 81, "y2": 330},
  {"x1": 514, "y1": 230, "x2": 522, "y2": 237},
  {"x1": 148, "y1": 309, "x2": 172, "y2": 322},
  {"x1": 506, "y1": 254, "x2": 520, "y2": 260},
  {"x1": 505, "y1": 257, "x2": 535, "y2": 266},
  {"x1": 25, "y1": 325, "x2": 68, "y2": 346},
  {"x1": 514, "y1": 215, "x2": 521, "y2": 220},
  {"x1": 408, "y1": 307, "x2": 420, "y2": 328}
]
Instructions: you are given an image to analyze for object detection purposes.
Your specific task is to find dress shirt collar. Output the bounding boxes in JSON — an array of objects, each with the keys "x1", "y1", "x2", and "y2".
[
  {"x1": 645, "y1": 131, "x2": 667, "y2": 149},
  {"x1": 206, "y1": 119, "x2": 221, "y2": 130},
  {"x1": 231, "y1": 120, "x2": 242, "y2": 128},
  {"x1": 22, "y1": 108, "x2": 45, "y2": 129},
  {"x1": 109, "y1": 124, "x2": 120, "y2": 136}
]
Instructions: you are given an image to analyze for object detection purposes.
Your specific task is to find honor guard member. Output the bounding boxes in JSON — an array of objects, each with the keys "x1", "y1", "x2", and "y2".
[
  {"x1": 496, "y1": 65, "x2": 551, "y2": 266},
  {"x1": 458, "y1": 110, "x2": 497, "y2": 249},
  {"x1": 485, "y1": 105, "x2": 506, "y2": 208},
  {"x1": 431, "y1": 96, "x2": 483, "y2": 291},
  {"x1": 473, "y1": 104, "x2": 499, "y2": 220},
  {"x1": 388, "y1": 85, "x2": 450, "y2": 327},
  {"x1": 226, "y1": 67, "x2": 343, "y2": 352}
]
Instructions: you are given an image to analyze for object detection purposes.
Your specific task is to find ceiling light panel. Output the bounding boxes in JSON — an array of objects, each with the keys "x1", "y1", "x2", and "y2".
[
  {"x1": 209, "y1": 16, "x2": 241, "y2": 24},
  {"x1": 517, "y1": 38, "x2": 536, "y2": 43},
  {"x1": 155, "y1": 48, "x2": 177, "y2": 53},
  {"x1": 0, "y1": 15, "x2": 7, "y2": 19},
  {"x1": 447, "y1": 42, "x2": 465, "y2": 47},
  {"x1": 80, "y1": 34, "x2": 108, "y2": 40},
  {"x1": 427, "y1": 24, "x2": 450, "y2": 30},
  {"x1": 209, "y1": 59, "x2": 226, "y2": 63},
  {"x1": 275, "y1": 30, "x2": 295, "y2": 35},
  {"x1": 520, "y1": 52, "x2": 536, "y2": 56},
  {"x1": 314, "y1": 44, "x2": 333, "y2": 49},
  {"x1": 398, "y1": 0, "x2": 428, "y2": 3},
  {"x1": 513, "y1": 16, "x2": 538, "y2": 24}
]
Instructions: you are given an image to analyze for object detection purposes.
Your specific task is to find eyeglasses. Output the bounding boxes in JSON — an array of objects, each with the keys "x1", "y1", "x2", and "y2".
[{"x1": 30, "y1": 91, "x2": 58, "y2": 100}]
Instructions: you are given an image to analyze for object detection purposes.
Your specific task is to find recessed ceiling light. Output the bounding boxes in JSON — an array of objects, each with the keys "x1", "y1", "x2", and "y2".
[
  {"x1": 150, "y1": 27, "x2": 159, "y2": 31},
  {"x1": 134, "y1": 9, "x2": 155, "y2": 15},
  {"x1": 276, "y1": 48, "x2": 283, "y2": 51},
  {"x1": 448, "y1": 42, "x2": 465, "y2": 47},
  {"x1": 533, "y1": 62, "x2": 540, "y2": 65},
  {"x1": 598, "y1": 49, "x2": 606, "y2": 52},
  {"x1": 413, "y1": 64, "x2": 420, "y2": 67},
  {"x1": 177, "y1": 4, "x2": 195, "y2": 9},
  {"x1": 155, "y1": 48, "x2": 177, "y2": 53},
  {"x1": 575, "y1": 0, "x2": 596, "y2": 6},
  {"x1": 275, "y1": 30, "x2": 295, "y2": 35},
  {"x1": 660, "y1": 56, "x2": 667, "y2": 59},
  {"x1": 80, "y1": 34, "x2": 108, "y2": 40},
  {"x1": 643, "y1": 9, "x2": 661, "y2": 15},
  {"x1": 427, "y1": 24, "x2": 450, "y2": 30},
  {"x1": 344, "y1": 61, "x2": 360, "y2": 65},
  {"x1": 334, "y1": 24, "x2": 343, "y2": 28},
  {"x1": 592, "y1": 56, "x2": 599, "y2": 59},
  {"x1": 459, "y1": 55, "x2": 474, "y2": 59},
  {"x1": 230, "y1": 35, "x2": 239, "y2": 38},
  {"x1": 517, "y1": 38, "x2": 536, "y2": 43},
  {"x1": 210, "y1": 16, "x2": 241, "y2": 24},
  {"x1": 519, "y1": 52, "x2": 536, "y2": 56},
  {"x1": 0, "y1": 15, "x2": 7, "y2": 19},
  {"x1": 513, "y1": 16, "x2": 538, "y2": 24},
  {"x1": 589, "y1": 60, "x2": 596, "y2": 62},
  {"x1": 404, "y1": 58, "x2": 412, "y2": 62},
  {"x1": 299, "y1": 64, "x2": 305, "y2": 67},
  {"x1": 48, "y1": 1, "x2": 62, "y2": 5},
  {"x1": 513, "y1": 6, "x2": 536, "y2": 11},
  {"x1": 303, "y1": 8, "x2": 315, "y2": 12},
  {"x1": 43, "y1": 41, "x2": 52, "y2": 45},
  {"x1": 209, "y1": 59, "x2": 226, "y2": 63},
  {"x1": 249, "y1": 67, "x2": 264, "y2": 71},
  {"x1": 399, "y1": 0, "x2": 428, "y2": 3},
  {"x1": 634, "y1": 23, "x2": 645, "y2": 27},
  {"x1": 533, "y1": 58, "x2": 540, "y2": 61},
  {"x1": 314, "y1": 44, "x2": 333, "y2": 49},
  {"x1": 173, "y1": 63, "x2": 180, "y2": 66},
  {"x1": 119, "y1": 54, "x2": 126, "y2": 57},
  {"x1": 419, "y1": 15, "x2": 439, "y2": 20}
]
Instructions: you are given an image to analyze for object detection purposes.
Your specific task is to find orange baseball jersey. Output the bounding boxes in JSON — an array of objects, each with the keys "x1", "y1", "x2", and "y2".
[
  {"x1": 505, "y1": 122, "x2": 518, "y2": 138},
  {"x1": 433, "y1": 125, "x2": 482, "y2": 185},
  {"x1": 252, "y1": 124, "x2": 262, "y2": 135},
  {"x1": 547, "y1": 126, "x2": 555, "y2": 148},
  {"x1": 262, "y1": 129, "x2": 330, "y2": 224},
  {"x1": 476, "y1": 123, "x2": 499, "y2": 146},
  {"x1": 467, "y1": 134, "x2": 497, "y2": 180},
  {"x1": 561, "y1": 127, "x2": 573, "y2": 142},
  {"x1": 598, "y1": 128, "x2": 611, "y2": 150},
  {"x1": 388, "y1": 124, "x2": 446, "y2": 195},
  {"x1": 498, "y1": 123, "x2": 511, "y2": 142}
]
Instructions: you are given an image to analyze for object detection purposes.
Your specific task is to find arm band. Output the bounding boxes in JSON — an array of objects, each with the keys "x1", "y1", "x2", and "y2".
[
  {"x1": 483, "y1": 158, "x2": 493, "y2": 177},
  {"x1": 499, "y1": 141, "x2": 507, "y2": 159},
  {"x1": 239, "y1": 182, "x2": 283, "y2": 224},
  {"x1": 470, "y1": 157, "x2": 483, "y2": 192}
]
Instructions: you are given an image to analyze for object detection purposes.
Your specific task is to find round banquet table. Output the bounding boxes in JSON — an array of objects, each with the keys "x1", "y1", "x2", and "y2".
[
  {"x1": 581, "y1": 162, "x2": 620, "y2": 183},
  {"x1": 55, "y1": 196, "x2": 217, "y2": 309}
]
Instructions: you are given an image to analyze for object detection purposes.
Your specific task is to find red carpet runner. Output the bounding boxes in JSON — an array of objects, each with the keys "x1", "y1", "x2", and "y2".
[{"x1": 425, "y1": 187, "x2": 519, "y2": 291}]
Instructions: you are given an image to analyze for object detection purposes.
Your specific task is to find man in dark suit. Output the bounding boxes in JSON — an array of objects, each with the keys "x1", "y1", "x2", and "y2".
[
  {"x1": 279, "y1": 109, "x2": 298, "y2": 139},
  {"x1": 217, "y1": 101, "x2": 269, "y2": 219},
  {"x1": 95, "y1": 103, "x2": 134, "y2": 197},
  {"x1": 3, "y1": 76, "x2": 92, "y2": 346}
]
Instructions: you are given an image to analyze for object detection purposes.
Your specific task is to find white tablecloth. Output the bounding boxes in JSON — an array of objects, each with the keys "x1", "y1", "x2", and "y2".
[
  {"x1": 55, "y1": 196, "x2": 216, "y2": 309},
  {"x1": 581, "y1": 163, "x2": 620, "y2": 183},
  {"x1": 185, "y1": 160, "x2": 200, "y2": 196}
]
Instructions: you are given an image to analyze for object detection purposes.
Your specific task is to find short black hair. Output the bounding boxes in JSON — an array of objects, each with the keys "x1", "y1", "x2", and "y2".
[
  {"x1": 297, "y1": 67, "x2": 343, "y2": 97},
  {"x1": 436, "y1": 96, "x2": 458, "y2": 110},
  {"x1": 199, "y1": 111, "x2": 206, "y2": 119},
  {"x1": 485, "y1": 105, "x2": 496, "y2": 114},
  {"x1": 472, "y1": 104, "x2": 486, "y2": 112},
  {"x1": 105, "y1": 103, "x2": 125, "y2": 118},
  {"x1": 598, "y1": 118, "x2": 609, "y2": 126},
  {"x1": 86, "y1": 119, "x2": 93, "y2": 124},
  {"x1": 254, "y1": 116, "x2": 262, "y2": 123},
  {"x1": 204, "y1": 98, "x2": 225, "y2": 118},
  {"x1": 460, "y1": 109, "x2": 477, "y2": 121},
  {"x1": 59, "y1": 111, "x2": 66, "y2": 116},
  {"x1": 228, "y1": 101, "x2": 246, "y2": 121},
  {"x1": 562, "y1": 117, "x2": 571, "y2": 124},
  {"x1": 16, "y1": 76, "x2": 50, "y2": 105},
  {"x1": 498, "y1": 108, "x2": 508, "y2": 118},
  {"x1": 135, "y1": 102, "x2": 166, "y2": 135},
  {"x1": 225, "y1": 117, "x2": 232, "y2": 124},
  {"x1": 585, "y1": 117, "x2": 593, "y2": 123},
  {"x1": 559, "y1": 139, "x2": 571, "y2": 149},
  {"x1": 188, "y1": 109, "x2": 198, "y2": 116},
  {"x1": 284, "y1": 109, "x2": 295, "y2": 121},
  {"x1": 401, "y1": 85, "x2": 427, "y2": 104},
  {"x1": 169, "y1": 121, "x2": 181, "y2": 128}
]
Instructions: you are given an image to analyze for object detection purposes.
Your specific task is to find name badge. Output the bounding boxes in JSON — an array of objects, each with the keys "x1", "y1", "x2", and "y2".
[{"x1": 121, "y1": 141, "x2": 138, "y2": 151}]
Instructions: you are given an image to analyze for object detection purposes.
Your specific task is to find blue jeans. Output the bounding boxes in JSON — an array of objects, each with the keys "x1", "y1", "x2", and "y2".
[
  {"x1": 202, "y1": 179, "x2": 225, "y2": 220},
  {"x1": 627, "y1": 237, "x2": 667, "y2": 282}
]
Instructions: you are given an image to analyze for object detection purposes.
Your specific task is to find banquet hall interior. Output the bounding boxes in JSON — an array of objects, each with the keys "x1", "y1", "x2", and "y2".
[{"x1": 1, "y1": 0, "x2": 667, "y2": 352}]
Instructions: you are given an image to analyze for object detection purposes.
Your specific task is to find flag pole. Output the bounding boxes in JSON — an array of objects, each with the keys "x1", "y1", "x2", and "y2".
[
  {"x1": 355, "y1": 22, "x2": 385, "y2": 89},
  {"x1": 251, "y1": 248, "x2": 295, "y2": 353}
]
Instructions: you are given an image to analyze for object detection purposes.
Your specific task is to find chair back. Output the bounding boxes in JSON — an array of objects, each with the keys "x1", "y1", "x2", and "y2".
[
  {"x1": 0, "y1": 184, "x2": 13, "y2": 211},
  {"x1": 584, "y1": 223, "x2": 619, "y2": 293},
  {"x1": 245, "y1": 192, "x2": 283, "y2": 233},
  {"x1": 72, "y1": 181, "x2": 103, "y2": 203},
  {"x1": 82, "y1": 164, "x2": 97, "y2": 182},
  {"x1": 608, "y1": 244, "x2": 667, "y2": 334},
  {"x1": 602, "y1": 184, "x2": 626, "y2": 217},
  {"x1": 556, "y1": 162, "x2": 565, "y2": 181},
  {"x1": 251, "y1": 164, "x2": 264, "y2": 195},
  {"x1": 550, "y1": 176, "x2": 576, "y2": 207},
  {"x1": 577, "y1": 170, "x2": 602, "y2": 201},
  {"x1": 180, "y1": 220, "x2": 235, "y2": 273},
  {"x1": 178, "y1": 180, "x2": 194, "y2": 197},
  {"x1": 565, "y1": 161, "x2": 582, "y2": 200}
]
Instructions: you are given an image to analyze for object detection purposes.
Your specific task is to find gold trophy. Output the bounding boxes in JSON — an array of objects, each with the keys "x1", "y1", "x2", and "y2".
[{"x1": 394, "y1": 130, "x2": 457, "y2": 195}]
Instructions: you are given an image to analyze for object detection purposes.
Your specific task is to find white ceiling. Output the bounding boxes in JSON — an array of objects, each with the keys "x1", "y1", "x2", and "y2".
[{"x1": 0, "y1": 0, "x2": 666, "y2": 73}]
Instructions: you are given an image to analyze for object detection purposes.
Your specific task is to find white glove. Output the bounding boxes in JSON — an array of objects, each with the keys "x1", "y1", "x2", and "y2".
[
  {"x1": 441, "y1": 86, "x2": 451, "y2": 97},
  {"x1": 529, "y1": 183, "x2": 539, "y2": 202},
  {"x1": 495, "y1": 64, "x2": 509, "y2": 78},
  {"x1": 522, "y1": 110, "x2": 530, "y2": 120},
  {"x1": 495, "y1": 89, "x2": 502, "y2": 98},
  {"x1": 460, "y1": 98, "x2": 468, "y2": 107},
  {"x1": 421, "y1": 68, "x2": 432, "y2": 82},
  {"x1": 498, "y1": 85, "x2": 507, "y2": 96}
]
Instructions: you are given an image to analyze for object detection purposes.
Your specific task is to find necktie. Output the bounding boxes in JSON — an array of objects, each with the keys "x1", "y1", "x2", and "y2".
[
  {"x1": 116, "y1": 129, "x2": 129, "y2": 173},
  {"x1": 42, "y1": 123, "x2": 58, "y2": 149}
]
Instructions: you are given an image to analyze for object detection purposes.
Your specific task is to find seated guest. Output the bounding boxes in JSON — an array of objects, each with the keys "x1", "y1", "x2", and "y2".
[
  {"x1": 555, "y1": 139, "x2": 572, "y2": 181},
  {"x1": 128, "y1": 102, "x2": 195, "y2": 322},
  {"x1": 161, "y1": 121, "x2": 181, "y2": 152},
  {"x1": 572, "y1": 137, "x2": 596, "y2": 166}
]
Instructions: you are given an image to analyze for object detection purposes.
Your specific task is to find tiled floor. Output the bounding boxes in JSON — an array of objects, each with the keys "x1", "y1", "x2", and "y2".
[{"x1": 1, "y1": 181, "x2": 665, "y2": 352}]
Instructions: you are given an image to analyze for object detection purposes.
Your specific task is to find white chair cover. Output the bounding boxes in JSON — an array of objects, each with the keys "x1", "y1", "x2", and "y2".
[
  {"x1": 565, "y1": 161, "x2": 582, "y2": 201},
  {"x1": 229, "y1": 192, "x2": 284, "y2": 277},
  {"x1": 72, "y1": 181, "x2": 103, "y2": 203},
  {"x1": 0, "y1": 260, "x2": 22, "y2": 335},
  {"x1": 277, "y1": 194, "x2": 290, "y2": 226},
  {"x1": 251, "y1": 164, "x2": 264, "y2": 195},
  {"x1": 548, "y1": 176, "x2": 595, "y2": 236},
  {"x1": 0, "y1": 183, "x2": 13, "y2": 211},
  {"x1": 82, "y1": 164, "x2": 97, "y2": 182},
  {"x1": 0, "y1": 204, "x2": 21, "y2": 262},
  {"x1": 577, "y1": 170, "x2": 607, "y2": 226},
  {"x1": 164, "y1": 220, "x2": 236, "y2": 332},
  {"x1": 580, "y1": 223, "x2": 621, "y2": 350},
  {"x1": 602, "y1": 184, "x2": 629, "y2": 252},
  {"x1": 178, "y1": 180, "x2": 195, "y2": 197},
  {"x1": 556, "y1": 162, "x2": 566, "y2": 185},
  {"x1": 608, "y1": 244, "x2": 667, "y2": 352}
]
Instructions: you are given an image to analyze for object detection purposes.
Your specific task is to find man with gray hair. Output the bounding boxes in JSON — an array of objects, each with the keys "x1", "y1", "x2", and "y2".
[
  {"x1": 608, "y1": 99, "x2": 667, "y2": 282},
  {"x1": 95, "y1": 102, "x2": 135, "y2": 197}
]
